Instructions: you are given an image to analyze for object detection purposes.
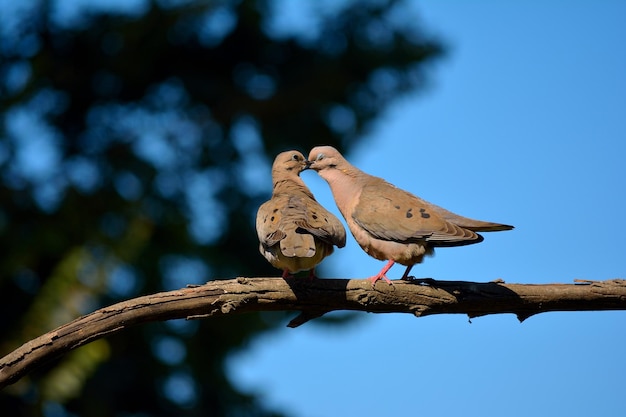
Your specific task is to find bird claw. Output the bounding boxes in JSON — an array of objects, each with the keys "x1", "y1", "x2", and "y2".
[
  {"x1": 368, "y1": 274, "x2": 393, "y2": 287},
  {"x1": 367, "y1": 259, "x2": 396, "y2": 287}
]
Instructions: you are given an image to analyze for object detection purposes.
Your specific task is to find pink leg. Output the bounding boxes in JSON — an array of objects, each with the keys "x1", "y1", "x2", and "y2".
[
  {"x1": 367, "y1": 260, "x2": 395, "y2": 285},
  {"x1": 282, "y1": 270, "x2": 294, "y2": 279},
  {"x1": 400, "y1": 265, "x2": 414, "y2": 280}
]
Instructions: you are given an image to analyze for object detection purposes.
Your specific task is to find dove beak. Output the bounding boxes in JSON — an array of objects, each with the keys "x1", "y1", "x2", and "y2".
[{"x1": 304, "y1": 159, "x2": 313, "y2": 170}]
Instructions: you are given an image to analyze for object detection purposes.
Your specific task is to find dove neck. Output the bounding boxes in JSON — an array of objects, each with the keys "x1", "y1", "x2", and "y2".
[
  {"x1": 318, "y1": 167, "x2": 365, "y2": 208},
  {"x1": 272, "y1": 177, "x2": 314, "y2": 199}
]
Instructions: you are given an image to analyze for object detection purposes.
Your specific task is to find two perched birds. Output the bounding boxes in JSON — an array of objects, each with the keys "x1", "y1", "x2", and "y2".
[{"x1": 256, "y1": 146, "x2": 513, "y2": 284}]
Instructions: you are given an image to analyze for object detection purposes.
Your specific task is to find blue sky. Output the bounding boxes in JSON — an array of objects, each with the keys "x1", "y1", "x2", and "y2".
[
  {"x1": 228, "y1": 2, "x2": 626, "y2": 416},
  {"x1": 2, "y1": 0, "x2": 624, "y2": 415}
]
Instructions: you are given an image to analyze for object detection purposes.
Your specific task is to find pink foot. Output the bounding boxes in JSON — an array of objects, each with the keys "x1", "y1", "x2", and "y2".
[
  {"x1": 367, "y1": 273, "x2": 393, "y2": 285},
  {"x1": 367, "y1": 260, "x2": 395, "y2": 286},
  {"x1": 282, "y1": 270, "x2": 294, "y2": 279}
]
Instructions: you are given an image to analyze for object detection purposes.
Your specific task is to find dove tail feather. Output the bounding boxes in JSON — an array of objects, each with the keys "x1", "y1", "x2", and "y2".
[
  {"x1": 280, "y1": 233, "x2": 316, "y2": 258},
  {"x1": 429, "y1": 232, "x2": 484, "y2": 247},
  {"x1": 429, "y1": 205, "x2": 514, "y2": 232}
]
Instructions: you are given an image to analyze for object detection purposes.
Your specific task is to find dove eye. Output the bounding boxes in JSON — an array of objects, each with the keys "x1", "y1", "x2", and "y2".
[
  {"x1": 291, "y1": 153, "x2": 301, "y2": 161},
  {"x1": 316, "y1": 153, "x2": 325, "y2": 161}
]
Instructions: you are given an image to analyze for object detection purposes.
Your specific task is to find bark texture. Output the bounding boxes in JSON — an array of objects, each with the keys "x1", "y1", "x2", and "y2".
[{"x1": 1, "y1": 277, "x2": 625, "y2": 388}]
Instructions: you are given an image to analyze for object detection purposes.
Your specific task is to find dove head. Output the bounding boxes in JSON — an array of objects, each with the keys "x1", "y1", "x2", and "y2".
[
  {"x1": 307, "y1": 146, "x2": 347, "y2": 173},
  {"x1": 272, "y1": 150, "x2": 307, "y2": 179}
]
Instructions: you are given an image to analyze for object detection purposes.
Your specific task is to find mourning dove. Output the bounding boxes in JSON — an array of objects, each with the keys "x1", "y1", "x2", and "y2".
[
  {"x1": 307, "y1": 146, "x2": 513, "y2": 284},
  {"x1": 256, "y1": 150, "x2": 346, "y2": 278}
]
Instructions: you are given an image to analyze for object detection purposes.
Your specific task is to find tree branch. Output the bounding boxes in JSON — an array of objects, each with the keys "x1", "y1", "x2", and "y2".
[{"x1": 1, "y1": 277, "x2": 625, "y2": 389}]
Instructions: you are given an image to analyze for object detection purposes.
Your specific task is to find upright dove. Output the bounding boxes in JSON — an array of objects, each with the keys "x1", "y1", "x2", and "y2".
[
  {"x1": 256, "y1": 150, "x2": 346, "y2": 278},
  {"x1": 307, "y1": 146, "x2": 513, "y2": 284}
]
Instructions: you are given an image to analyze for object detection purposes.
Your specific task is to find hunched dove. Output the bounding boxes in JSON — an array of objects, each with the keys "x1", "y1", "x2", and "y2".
[
  {"x1": 256, "y1": 150, "x2": 346, "y2": 278},
  {"x1": 307, "y1": 146, "x2": 513, "y2": 284}
]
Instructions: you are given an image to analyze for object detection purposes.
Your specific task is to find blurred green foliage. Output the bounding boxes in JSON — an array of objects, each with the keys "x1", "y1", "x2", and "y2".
[{"x1": 0, "y1": 0, "x2": 442, "y2": 415}]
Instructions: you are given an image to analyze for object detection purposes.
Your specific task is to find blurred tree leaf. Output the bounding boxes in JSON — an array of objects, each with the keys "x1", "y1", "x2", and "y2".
[{"x1": 0, "y1": 0, "x2": 443, "y2": 415}]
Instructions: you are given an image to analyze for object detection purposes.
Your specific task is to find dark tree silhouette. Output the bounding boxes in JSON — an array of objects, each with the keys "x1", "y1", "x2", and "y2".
[{"x1": 0, "y1": 0, "x2": 442, "y2": 415}]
